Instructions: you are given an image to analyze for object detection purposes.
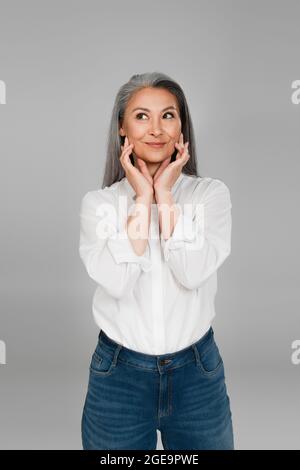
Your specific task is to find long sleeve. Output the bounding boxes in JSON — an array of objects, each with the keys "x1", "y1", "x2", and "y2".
[
  {"x1": 79, "y1": 189, "x2": 152, "y2": 299},
  {"x1": 160, "y1": 179, "x2": 232, "y2": 290}
]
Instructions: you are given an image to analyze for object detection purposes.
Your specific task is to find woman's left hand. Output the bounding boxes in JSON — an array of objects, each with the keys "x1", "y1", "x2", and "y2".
[{"x1": 153, "y1": 132, "x2": 190, "y2": 193}]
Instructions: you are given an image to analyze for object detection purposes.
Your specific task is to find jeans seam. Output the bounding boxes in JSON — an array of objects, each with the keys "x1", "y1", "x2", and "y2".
[
  {"x1": 196, "y1": 355, "x2": 224, "y2": 377},
  {"x1": 116, "y1": 357, "x2": 195, "y2": 372},
  {"x1": 168, "y1": 371, "x2": 172, "y2": 416}
]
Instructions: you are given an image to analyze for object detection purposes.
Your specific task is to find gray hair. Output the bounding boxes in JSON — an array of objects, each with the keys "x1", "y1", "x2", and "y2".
[{"x1": 102, "y1": 71, "x2": 201, "y2": 188}]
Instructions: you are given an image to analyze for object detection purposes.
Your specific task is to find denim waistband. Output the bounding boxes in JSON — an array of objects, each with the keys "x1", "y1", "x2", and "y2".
[{"x1": 97, "y1": 326, "x2": 215, "y2": 373}]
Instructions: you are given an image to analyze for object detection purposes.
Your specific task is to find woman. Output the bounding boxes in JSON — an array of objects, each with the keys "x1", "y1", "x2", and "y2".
[{"x1": 79, "y1": 72, "x2": 234, "y2": 450}]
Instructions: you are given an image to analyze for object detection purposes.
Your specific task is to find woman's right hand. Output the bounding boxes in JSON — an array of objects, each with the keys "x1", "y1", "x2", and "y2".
[{"x1": 120, "y1": 136, "x2": 154, "y2": 201}]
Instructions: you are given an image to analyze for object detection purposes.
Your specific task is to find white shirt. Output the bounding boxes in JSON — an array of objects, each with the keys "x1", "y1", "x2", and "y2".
[{"x1": 79, "y1": 173, "x2": 232, "y2": 355}]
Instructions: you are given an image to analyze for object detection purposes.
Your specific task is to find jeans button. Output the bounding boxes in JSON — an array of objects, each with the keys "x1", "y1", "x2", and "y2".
[{"x1": 159, "y1": 359, "x2": 172, "y2": 365}]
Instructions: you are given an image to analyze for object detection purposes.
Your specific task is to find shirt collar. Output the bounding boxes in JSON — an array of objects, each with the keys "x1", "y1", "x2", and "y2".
[{"x1": 123, "y1": 172, "x2": 185, "y2": 200}]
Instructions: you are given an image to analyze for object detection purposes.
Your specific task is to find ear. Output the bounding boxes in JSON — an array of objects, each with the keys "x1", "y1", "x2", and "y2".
[{"x1": 119, "y1": 127, "x2": 126, "y2": 143}]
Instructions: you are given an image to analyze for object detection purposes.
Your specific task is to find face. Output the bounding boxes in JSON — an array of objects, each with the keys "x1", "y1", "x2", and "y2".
[{"x1": 119, "y1": 87, "x2": 182, "y2": 163}]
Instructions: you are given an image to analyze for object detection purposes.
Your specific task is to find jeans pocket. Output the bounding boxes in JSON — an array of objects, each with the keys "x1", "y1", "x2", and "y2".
[
  {"x1": 196, "y1": 338, "x2": 224, "y2": 377},
  {"x1": 89, "y1": 346, "x2": 117, "y2": 377}
]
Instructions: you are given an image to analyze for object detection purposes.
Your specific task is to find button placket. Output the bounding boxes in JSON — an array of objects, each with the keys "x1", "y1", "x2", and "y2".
[{"x1": 150, "y1": 204, "x2": 166, "y2": 353}]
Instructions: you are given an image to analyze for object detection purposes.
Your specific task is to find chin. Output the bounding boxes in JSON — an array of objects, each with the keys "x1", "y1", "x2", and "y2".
[
  {"x1": 135, "y1": 154, "x2": 165, "y2": 162},
  {"x1": 149, "y1": 154, "x2": 166, "y2": 160}
]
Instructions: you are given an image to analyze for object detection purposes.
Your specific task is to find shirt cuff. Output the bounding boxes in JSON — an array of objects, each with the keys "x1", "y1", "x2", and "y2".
[
  {"x1": 105, "y1": 222, "x2": 152, "y2": 273},
  {"x1": 160, "y1": 206, "x2": 198, "y2": 262}
]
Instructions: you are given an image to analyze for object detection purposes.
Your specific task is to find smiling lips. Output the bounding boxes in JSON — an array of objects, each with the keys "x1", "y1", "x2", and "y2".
[{"x1": 145, "y1": 142, "x2": 166, "y2": 148}]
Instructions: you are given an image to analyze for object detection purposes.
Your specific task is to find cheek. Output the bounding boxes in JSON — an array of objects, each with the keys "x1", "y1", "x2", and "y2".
[
  {"x1": 168, "y1": 124, "x2": 181, "y2": 141},
  {"x1": 126, "y1": 124, "x2": 143, "y2": 140},
  {"x1": 167, "y1": 134, "x2": 180, "y2": 146}
]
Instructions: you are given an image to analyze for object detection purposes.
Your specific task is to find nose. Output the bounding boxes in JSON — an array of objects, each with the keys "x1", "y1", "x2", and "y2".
[
  {"x1": 148, "y1": 117, "x2": 165, "y2": 135},
  {"x1": 149, "y1": 129, "x2": 163, "y2": 136}
]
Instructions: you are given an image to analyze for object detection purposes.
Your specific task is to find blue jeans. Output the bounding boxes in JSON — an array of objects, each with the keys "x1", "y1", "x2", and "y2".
[{"x1": 81, "y1": 326, "x2": 234, "y2": 450}]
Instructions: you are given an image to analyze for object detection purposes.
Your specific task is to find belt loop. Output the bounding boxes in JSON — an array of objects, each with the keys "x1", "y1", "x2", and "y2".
[
  {"x1": 191, "y1": 343, "x2": 201, "y2": 365},
  {"x1": 112, "y1": 344, "x2": 122, "y2": 366}
]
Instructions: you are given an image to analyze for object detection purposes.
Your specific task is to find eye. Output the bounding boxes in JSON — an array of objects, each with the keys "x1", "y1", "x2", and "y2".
[
  {"x1": 164, "y1": 112, "x2": 175, "y2": 119},
  {"x1": 135, "y1": 112, "x2": 175, "y2": 120},
  {"x1": 135, "y1": 113, "x2": 148, "y2": 120}
]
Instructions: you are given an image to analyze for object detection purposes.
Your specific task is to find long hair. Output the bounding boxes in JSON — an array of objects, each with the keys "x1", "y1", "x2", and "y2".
[{"x1": 102, "y1": 71, "x2": 201, "y2": 189}]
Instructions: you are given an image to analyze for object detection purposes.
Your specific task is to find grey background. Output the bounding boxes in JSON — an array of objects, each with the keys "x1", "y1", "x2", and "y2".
[{"x1": 0, "y1": 0, "x2": 299, "y2": 449}]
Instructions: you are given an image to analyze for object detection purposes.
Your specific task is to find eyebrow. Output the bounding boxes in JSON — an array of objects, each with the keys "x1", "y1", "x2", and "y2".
[{"x1": 131, "y1": 105, "x2": 178, "y2": 113}]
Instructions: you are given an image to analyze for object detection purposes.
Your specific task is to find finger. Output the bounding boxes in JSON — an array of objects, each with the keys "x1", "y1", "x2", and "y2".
[
  {"x1": 174, "y1": 134, "x2": 182, "y2": 151},
  {"x1": 135, "y1": 157, "x2": 143, "y2": 173},
  {"x1": 180, "y1": 136, "x2": 186, "y2": 152},
  {"x1": 136, "y1": 158, "x2": 153, "y2": 185},
  {"x1": 121, "y1": 137, "x2": 132, "y2": 151},
  {"x1": 121, "y1": 156, "x2": 134, "y2": 175},
  {"x1": 181, "y1": 144, "x2": 190, "y2": 165},
  {"x1": 124, "y1": 136, "x2": 132, "y2": 151},
  {"x1": 136, "y1": 158, "x2": 146, "y2": 173},
  {"x1": 174, "y1": 143, "x2": 183, "y2": 161},
  {"x1": 160, "y1": 156, "x2": 172, "y2": 170},
  {"x1": 178, "y1": 142, "x2": 189, "y2": 159},
  {"x1": 184, "y1": 143, "x2": 190, "y2": 161},
  {"x1": 173, "y1": 143, "x2": 189, "y2": 167},
  {"x1": 178, "y1": 141, "x2": 188, "y2": 156},
  {"x1": 175, "y1": 137, "x2": 185, "y2": 152},
  {"x1": 137, "y1": 157, "x2": 147, "y2": 170},
  {"x1": 120, "y1": 143, "x2": 133, "y2": 160},
  {"x1": 153, "y1": 157, "x2": 172, "y2": 181},
  {"x1": 136, "y1": 158, "x2": 153, "y2": 182},
  {"x1": 120, "y1": 144, "x2": 134, "y2": 171},
  {"x1": 137, "y1": 158, "x2": 152, "y2": 176},
  {"x1": 120, "y1": 138, "x2": 133, "y2": 173}
]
